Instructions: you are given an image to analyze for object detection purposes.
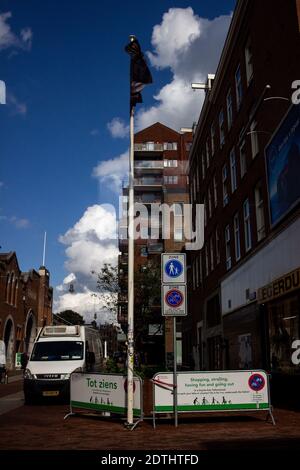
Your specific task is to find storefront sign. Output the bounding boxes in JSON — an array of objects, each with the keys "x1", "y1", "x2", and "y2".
[
  {"x1": 258, "y1": 267, "x2": 300, "y2": 303},
  {"x1": 70, "y1": 373, "x2": 142, "y2": 416},
  {"x1": 153, "y1": 370, "x2": 270, "y2": 413}
]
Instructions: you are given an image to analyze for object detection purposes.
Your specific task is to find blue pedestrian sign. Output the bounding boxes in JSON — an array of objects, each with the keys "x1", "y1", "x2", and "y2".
[
  {"x1": 165, "y1": 260, "x2": 183, "y2": 279},
  {"x1": 162, "y1": 253, "x2": 186, "y2": 284}
]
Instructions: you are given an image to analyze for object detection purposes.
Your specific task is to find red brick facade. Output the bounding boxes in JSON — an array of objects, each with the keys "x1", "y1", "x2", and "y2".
[{"x1": 0, "y1": 252, "x2": 53, "y2": 370}]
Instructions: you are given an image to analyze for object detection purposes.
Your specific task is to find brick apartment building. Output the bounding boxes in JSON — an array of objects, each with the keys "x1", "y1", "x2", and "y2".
[
  {"x1": 118, "y1": 122, "x2": 192, "y2": 365},
  {"x1": 185, "y1": 0, "x2": 300, "y2": 404},
  {"x1": 0, "y1": 252, "x2": 53, "y2": 370}
]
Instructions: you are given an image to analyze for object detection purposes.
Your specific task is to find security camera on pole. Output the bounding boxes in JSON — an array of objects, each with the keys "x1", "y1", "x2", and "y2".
[{"x1": 161, "y1": 253, "x2": 187, "y2": 427}]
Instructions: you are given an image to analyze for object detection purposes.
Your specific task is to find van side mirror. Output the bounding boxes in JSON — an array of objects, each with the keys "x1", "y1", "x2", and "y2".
[{"x1": 88, "y1": 351, "x2": 95, "y2": 365}]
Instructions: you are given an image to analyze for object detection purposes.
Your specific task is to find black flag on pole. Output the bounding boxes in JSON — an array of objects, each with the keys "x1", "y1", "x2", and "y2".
[{"x1": 125, "y1": 36, "x2": 152, "y2": 108}]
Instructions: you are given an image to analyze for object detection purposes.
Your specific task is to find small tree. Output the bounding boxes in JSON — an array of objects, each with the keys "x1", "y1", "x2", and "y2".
[
  {"x1": 53, "y1": 310, "x2": 85, "y2": 325},
  {"x1": 95, "y1": 262, "x2": 162, "y2": 354}
]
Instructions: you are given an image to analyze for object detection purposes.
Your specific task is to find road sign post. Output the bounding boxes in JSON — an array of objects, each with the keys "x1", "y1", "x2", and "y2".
[{"x1": 161, "y1": 253, "x2": 187, "y2": 428}]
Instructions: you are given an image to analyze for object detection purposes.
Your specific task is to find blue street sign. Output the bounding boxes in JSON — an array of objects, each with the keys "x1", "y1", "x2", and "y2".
[{"x1": 165, "y1": 259, "x2": 183, "y2": 278}]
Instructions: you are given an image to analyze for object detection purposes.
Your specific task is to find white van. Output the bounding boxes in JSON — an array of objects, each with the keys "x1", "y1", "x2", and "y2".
[{"x1": 23, "y1": 325, "x2": 103, "y2": 403}]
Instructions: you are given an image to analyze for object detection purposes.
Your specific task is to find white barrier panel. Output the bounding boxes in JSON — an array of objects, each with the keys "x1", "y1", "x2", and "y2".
[
  {"x1": 70, "y1": 373, "x2": 142, "y2": 417},
  {"x1": 153, "y1": 370, "x2": 272, "y2": 413}
]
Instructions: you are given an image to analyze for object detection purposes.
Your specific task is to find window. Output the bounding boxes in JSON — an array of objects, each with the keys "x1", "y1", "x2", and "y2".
[
  {"x1": 174, "y1": 227, "x2": 183, "y2": 241},
  {"x1": 211, "y1": 124, "x2": 215, "y2": 156},
  {"x1": 245, "y1": 36, "x2": 253, "y2": 85},
  {"x1": 199, "y1": 253, "x2": 203, "y2": 284},
  {"x1": 230, "y1": 148, "x2": 237, "y2": 192},
  {"x1": 250, "y1": 120, "x2": 259, "y2": 158},
  {"x1": 219, "y1": 109, "x2": 225, "y2": 147},
  {"x1": 243, "y1": 198, "x2": 252, "y2": 251},
  {"x1": 240, "y1": 140, "x2": 247, "y2": 178},
  {"x1": 208, "y1": 187, "x2": 212, "y2": 218},
  {"x1": 201, "y1": 153, "x2": 205, "y2": 179},
  {"x1": 195, "y1": 256, "x2": 199, "y2": 287},
  {"x1": 185, "y1": 142, "x2": 191, "y2": 151},
  {"x1": 226, "y1": 89, "x2": 233, "y2": 129},
  {"x1": 255, "y1": 182, "x2": 266, "y2": 241},
  {"x1": 205, "y1": 244, "x2": 209, "y2": 276},
  {"x1": 196, "y1": 163, "x2": 200, "y2": 192},
  {"x1": 174, "y1": 202, "x2": 184, "y2": 216},
  {"x1": 192, "y1": 260, "x2": 196, "y2": 290},
  {"x1": 10, "y1": 273, "x2": 15, "y2": 305},
  {"x1": 225, "y1": 225, "x2": 231, "y2": 270},
  {"x1": 233, "y1": 213, "x2": 241, "y2": 261},
  {"x1": 210, "y1": 236, "x2": 214, "y2": 271},
  {"x1": 222, "y1": 164, "x2": 229, "y2": 206},
  {"x1": 213, "y1": 174, "x2": 218, "y2": 208},
  {"x1": 235, "y1": 64, "x2": 243, "y2": 110},
  {"x1": 215, "y1": 227, "x2": 220, "y2": 264},
  {"x1": 164, "y1": 176, "x2": 178, "y2": 184},
  {"x1": 206, "y1": 140, "x2": 210, "y2": 168},
  {"x1": 146, "y1": 141, "x2": 154, "y2": 151},
  {"x1": 164, "y1": 159, "x2": 178, "y2": 167},
  {"x1": 164, "y1": 142, "x2": 177, "y2": 150}
]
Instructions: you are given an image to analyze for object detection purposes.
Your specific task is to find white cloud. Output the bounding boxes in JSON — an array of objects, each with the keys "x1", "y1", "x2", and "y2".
[
  {"x1": 53, "y1": 290, "x2": 117, "y2": 325},
  {"x1": 136, "y1": 75, "x2": 204, "y2": 132},
  {"x1": 92, "y1": 150, "x2": 128, "y2": 193},
  {"x1": 7, "y1": 93, "x2": 27, "y2": 115},
  {"x1": 56, "y1": 205, "x2": 120, "y2": 322},
  {"x1": 137, "y1": 8, "x2": 231, "y2": 131},
  {"x1": 0, "y1": 12, "x2": 32, "y2": 51},
  {"x1": 107, "y1": 117, "x2": 129, "y2": 139},
  {"x1": 148, "y1": 7, "x2": 201, "y2": 70},
  {"x1": 10, "y1": 216, "x2": 30, "y2": 228}
]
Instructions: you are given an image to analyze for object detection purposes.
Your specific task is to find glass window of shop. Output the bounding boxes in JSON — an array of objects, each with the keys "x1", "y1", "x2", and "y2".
[{"x1": 268, "y1": 294, "x2": 300, "y2": 374}]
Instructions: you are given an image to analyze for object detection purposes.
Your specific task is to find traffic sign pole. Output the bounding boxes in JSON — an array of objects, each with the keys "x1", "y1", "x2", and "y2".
[
  {"x1": 161, "y1": 253, "x2": 187, "y2": 427},
  {"x1": 173, "y1": 316, "x2": 178, "y2": 427}
]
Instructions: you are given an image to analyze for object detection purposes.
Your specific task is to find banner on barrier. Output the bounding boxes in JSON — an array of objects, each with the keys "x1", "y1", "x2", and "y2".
[
  {"x1": 153, "y1": 370, "x2": 270, "y2": 412},
  {"x1": 70, "y1": 373, "x2": 142, "y2": 416}
]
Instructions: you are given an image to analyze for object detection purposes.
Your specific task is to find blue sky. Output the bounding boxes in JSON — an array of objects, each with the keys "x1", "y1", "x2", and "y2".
[{"x1": 0, "y1": 0, "x2": 235, "y2": 319}]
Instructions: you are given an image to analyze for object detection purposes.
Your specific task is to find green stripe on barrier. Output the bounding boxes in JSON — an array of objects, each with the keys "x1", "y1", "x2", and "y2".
[
  {"x1": 155, "y1": 403, "x2": 269, "y2": 412},
  {"x1": 71, "y1": 400, "x2": 141, "y2": 416}
]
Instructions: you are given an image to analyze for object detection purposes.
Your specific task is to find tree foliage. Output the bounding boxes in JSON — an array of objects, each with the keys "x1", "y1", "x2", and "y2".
[{"x1": 53, "y1": 310, "x2": 85, "y2": 325}]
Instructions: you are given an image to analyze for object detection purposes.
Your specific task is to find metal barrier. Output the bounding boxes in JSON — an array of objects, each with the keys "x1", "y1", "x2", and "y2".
[{"x1": 152, "y1": 370, "x2": 275, "y2": 427}]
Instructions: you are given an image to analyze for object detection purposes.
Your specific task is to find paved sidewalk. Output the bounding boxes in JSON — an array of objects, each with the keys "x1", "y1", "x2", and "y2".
[
  {"x1": 0, "y1": 404, "x2": 300, "y2": 450},
  {"x1": 0, "y1": 391, "x2": 24, "y2": 416}
]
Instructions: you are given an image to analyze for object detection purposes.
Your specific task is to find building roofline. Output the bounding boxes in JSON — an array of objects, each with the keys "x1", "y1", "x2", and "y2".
[
  {"x1": 135, "y1": 121, "x2": 181, "y2": 137},
  {"x1": 189, "y1": 0, "x2": 250, "y2": 168}
]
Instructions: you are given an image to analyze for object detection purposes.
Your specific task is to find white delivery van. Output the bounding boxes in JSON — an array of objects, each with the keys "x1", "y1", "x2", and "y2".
[{"x1": 23, "y1": 325, "x2": 103, "y2": 403}]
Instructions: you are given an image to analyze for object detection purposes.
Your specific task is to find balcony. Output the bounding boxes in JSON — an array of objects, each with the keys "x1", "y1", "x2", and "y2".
[
  {"x1": 134, "y1": 160, "x2": 164, "y2": 171},
  {"x1": 134, "y1": 177, "x2": 163, "y2": 190},
  {"x1": 134, "y1": 143, "x2": 163, "y2": 152},
  {"x1": 147, "y1": 242, "x2": 164, "y2": 253}
]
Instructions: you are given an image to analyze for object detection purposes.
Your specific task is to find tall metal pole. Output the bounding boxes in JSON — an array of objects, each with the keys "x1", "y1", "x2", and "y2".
[
  {"x1": 173, "y1": 316, "x2": 178, "y2": 427},
  {"x1": 42, "y1": 231, "x2": 47, "y2": 266},
  {"x1": 126, "y1": 105, "x2": 135, "y2": 426}
]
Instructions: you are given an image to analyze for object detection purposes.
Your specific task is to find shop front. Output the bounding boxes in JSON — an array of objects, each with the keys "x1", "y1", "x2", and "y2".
[{"x1": 258, "y1": 267, "x2": 300, "y2": 408}]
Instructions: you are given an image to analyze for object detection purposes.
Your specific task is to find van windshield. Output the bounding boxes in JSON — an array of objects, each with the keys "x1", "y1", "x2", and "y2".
[{"x1": 31, "y1": 341, "x2": 83, "y2": 361}]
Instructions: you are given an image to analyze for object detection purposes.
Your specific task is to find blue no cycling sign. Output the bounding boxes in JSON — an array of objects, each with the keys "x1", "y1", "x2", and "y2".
[{"x1": 162, "y1": 254, "x2": 186, "y2": 284}]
